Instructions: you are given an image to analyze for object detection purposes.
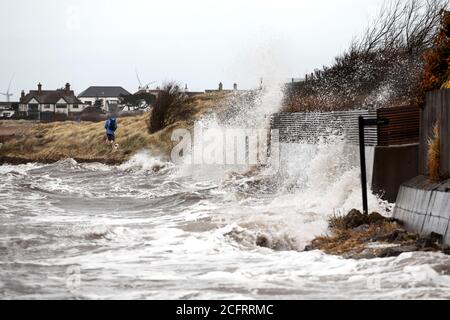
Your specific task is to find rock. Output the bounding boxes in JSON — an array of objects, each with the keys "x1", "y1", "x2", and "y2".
[
  {"x1": 256, "y1": 234, "x2": 270, "y2": 248},
  {"x1": 377, "y1": 245, "x2": 419, "y2": 257},
  {"x1": 342, "y1": 209, "x2": 367, "y2": 229},
  {"x1": 416, "y1": 237, "x2": 437, "y2": 249},
  {"x1": 432, "y1": 263, "x2": 450, "y2": 274},
  {"x1": 442, "y1": 245, "x2": 450, "y2": 255},
  {"x1": 371, "y1": 229, "x2": 410, "y2": 243},
  {"x1": 367, "y1": 212, "x2": 387, "y2": 225},
  {"x1": 414, "y1": 232, "x2": 442, "y2": 250},
  {"x1": 356, "y1": 250, "x2": 377, "y2": 260},
  {"x1": 430, "y1": 232, "x2": 443, "y2": 243},
  {"x1": 352, "y1": 224, "x2": 369, "y2": 233}
]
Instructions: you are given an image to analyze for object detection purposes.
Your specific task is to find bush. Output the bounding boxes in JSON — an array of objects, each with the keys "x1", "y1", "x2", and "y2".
[
  {"x1": 421, "y1": 10, "x2": 450, "y2": 95},
  {"x1": 148, "y1": 82, "x2": 190, "y2": 133},
  {"x1": 428, "y1": 122, "x2": 441, "y2": 181},
  {"x1": 284, "y1": 0, "x2": 449, "y2": 112},
  {"x1": 120, "y1": 92, "x2": 156, "y2": 110}
]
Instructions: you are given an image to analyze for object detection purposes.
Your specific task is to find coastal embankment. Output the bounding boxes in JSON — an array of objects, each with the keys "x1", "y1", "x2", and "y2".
[{"x1": 0, "y1": 92, "x2": 226, "y2": 165}]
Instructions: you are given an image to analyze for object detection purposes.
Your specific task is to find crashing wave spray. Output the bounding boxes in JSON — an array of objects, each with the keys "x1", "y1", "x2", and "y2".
[{"x1": 163, "y1": 40, "x2": 392, "y2": 250}]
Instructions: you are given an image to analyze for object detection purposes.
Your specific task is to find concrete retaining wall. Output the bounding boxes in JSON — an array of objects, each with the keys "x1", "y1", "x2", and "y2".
[
  {"x1": 394, "y1": 175, "x2": 450, "y2": 246},
  {"x1": 271, "y1": 112, "x2": 419, "y2": 202},
  {"x1": 371, "y1": 144, "x2": 419, "y2": 202}
]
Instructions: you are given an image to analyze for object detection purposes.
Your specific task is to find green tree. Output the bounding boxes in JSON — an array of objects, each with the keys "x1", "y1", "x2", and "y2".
[
  {"x1": 119, "y1": 92, "x2": 156, "y2": 110},
  {"x1": 94, "y1": 99, "x2": 103, "y2": 110}
]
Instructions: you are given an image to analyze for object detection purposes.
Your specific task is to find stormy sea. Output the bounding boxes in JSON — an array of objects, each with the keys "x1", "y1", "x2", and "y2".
[{"x1": 2, "y1": 82, "x2": 450, "y2": 300}]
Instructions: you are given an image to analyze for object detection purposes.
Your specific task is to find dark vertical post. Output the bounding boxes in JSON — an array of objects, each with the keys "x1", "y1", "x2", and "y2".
[{"x1": 358, "y1": 116, "x2": 368, "y2": 214}]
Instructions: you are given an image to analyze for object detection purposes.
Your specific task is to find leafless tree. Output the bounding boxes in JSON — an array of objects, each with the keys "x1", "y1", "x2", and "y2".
[
  {"x1": 284, "y1": 0, "x2": 449, "y2": 112},
  {"x1": 356, "y1": 0, "x2": 448, "y2": 54}
]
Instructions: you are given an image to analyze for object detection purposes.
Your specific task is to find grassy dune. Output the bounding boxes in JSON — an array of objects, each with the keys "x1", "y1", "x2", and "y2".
[{"x1": 0, "y1": 92, "x2": 228, "y2": 164}]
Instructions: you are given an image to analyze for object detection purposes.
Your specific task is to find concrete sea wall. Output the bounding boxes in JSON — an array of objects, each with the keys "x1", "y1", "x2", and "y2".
[
  {"x1": 270, "y1": 111, "x2": 419, "y2": 201},
  {"x1": 394, "y1": 175, "x2": 450, "y2": 246},
  {"x1": 372, "y1": 144, "x2": 419, "y2": 202}
]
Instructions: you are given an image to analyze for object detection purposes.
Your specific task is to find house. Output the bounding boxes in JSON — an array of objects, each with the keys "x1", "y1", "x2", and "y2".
[
  {"x1": 134, "y1": 88, "x2": 162, "y2": 98},
  {"x1": 0, "y1": 102, "x2": 17, "y2": 118},
  {"x1": 205, "y1": 82, "x2": 238, "y2": 93},
  {"x1": 78, "y1": 86, "x2": 131, "y2": 112},
  {"x1": 133, "y1": 85, "x2": 202, "y2": 101},
  {"x1": 19, "y1": 83, "x2": 84, "y2": 116}
]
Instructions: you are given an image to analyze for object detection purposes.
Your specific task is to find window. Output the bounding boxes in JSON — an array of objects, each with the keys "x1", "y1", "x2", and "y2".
[
  {"x1": 86, "y1": 101, "x2": 92, "y2": 106},
  {"x1": 44, "y1": 105, "x2": 51, "y2": 109},
  {"x1": 73, "y1": 104, "x2": 79, "y2": 109},
  {"x1": 56, "y1": 104, "x2": 67, "y2": 109}
]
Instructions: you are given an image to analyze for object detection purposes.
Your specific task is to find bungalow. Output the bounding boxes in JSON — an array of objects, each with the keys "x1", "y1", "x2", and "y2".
[
  {"x1": 78, "y1": 86, "x2": 131, "y2": 112},
  {"x1": 19, "y1": 83, "x2": 84, "y2": 116}
]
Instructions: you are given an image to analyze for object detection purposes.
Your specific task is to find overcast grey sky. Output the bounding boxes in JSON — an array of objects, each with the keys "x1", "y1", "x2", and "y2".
[{"x1": 0, "y1": 0, "x2": 385, "y2": 99}]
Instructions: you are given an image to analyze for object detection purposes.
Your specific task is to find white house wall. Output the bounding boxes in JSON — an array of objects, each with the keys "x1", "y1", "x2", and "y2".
[
  {"x1": 19, "y1": 102, "x2": 85, "y2": 115},
  {"x1": 55, "y1": 98, "x2": 69, "y2": 114},
  {"x1": 69, "y1": 104, "x2": 83, "y2": 113},
  {"x1": 41, "y1": 104, "x2": 55, "y2": 112},
  {"x1": 79, "y1": 97, "x2": 120, "y2": 112}
]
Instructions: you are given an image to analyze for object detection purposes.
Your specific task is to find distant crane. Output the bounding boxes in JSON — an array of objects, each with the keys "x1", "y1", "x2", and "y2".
[
  {"x1": 135, "y1": 68, "x2": 156, "y2": 91},
  {"x1": 0, "y1": 74, "x2": 15, "y2": 102}
]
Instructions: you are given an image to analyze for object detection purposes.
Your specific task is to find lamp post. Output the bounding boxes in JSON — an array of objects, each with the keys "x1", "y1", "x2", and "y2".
[{"x1": 358, "y1": 116, "x2": 389, "y2": 214}]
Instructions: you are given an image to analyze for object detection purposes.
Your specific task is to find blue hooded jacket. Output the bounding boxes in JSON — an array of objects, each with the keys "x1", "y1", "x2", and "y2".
[{"x1": 104, "y1": 118, "x2": 117, "y2": 135}]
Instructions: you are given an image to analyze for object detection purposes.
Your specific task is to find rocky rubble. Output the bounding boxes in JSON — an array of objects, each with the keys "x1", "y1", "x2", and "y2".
[{"x1": 305, "y1": 209, "x2": 450, "y2": 259}]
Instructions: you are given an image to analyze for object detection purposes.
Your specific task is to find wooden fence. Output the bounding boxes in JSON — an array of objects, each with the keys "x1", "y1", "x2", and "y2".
[
  {"x1": 377, "y1": 106, "x2": 420, "y2": 146},
  {"x1": 419, "y1": 89, "x2": 450, "y2": 177},
  {"x1": 271, "y1": 107, "x2": 421, "y2": 147}
]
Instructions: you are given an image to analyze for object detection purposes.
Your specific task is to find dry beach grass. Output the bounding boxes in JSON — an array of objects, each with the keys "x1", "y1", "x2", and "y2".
[
  {"x1": 0, "y1": 92, "x2": 228, "y2": 164},
  {"x1": 307, "y1": 209, "x2": 449, "y2": 259}
]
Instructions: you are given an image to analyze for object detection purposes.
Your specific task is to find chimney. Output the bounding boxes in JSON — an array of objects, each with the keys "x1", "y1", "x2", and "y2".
[
  {"x1": 65, "y1": 83, "x2": 71, "y2": 94},
  {"x1": 37, "y1": 83, "x2": 42, "y2": 94},
  {"x1": 233, "y1": 83, "x2": 237, "y2": 91},
  {"x1": 218, "y1": 82, "x2": 223, "y2": 91},
  {"x1": 21, "y1": 90, "x2": 25, "y2": 100}
]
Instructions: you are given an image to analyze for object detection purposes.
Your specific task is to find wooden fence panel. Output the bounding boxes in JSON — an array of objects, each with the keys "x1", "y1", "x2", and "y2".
[
  {"x1": 440, "y1": 91, "x2": 450, "y2": 177},
  {"x1": 419, "y1": 90, "x2": 450, "y2": 177},
  {"x1": 377, "y1": 106, "x2": 420, "y2": 146}
]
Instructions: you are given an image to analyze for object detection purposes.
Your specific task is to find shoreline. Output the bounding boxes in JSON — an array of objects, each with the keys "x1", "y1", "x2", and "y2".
[
  {"x1": 0, "y1": 92, "x2": 227, "y2": 167},
  {"x1": 0, "y1": 155, "x2": 125, "y2": 166}
]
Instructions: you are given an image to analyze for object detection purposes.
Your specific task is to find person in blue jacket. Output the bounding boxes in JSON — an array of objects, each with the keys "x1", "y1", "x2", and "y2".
[{"x1": 104, "y1": 117, "x2": 117, "y2": 145}]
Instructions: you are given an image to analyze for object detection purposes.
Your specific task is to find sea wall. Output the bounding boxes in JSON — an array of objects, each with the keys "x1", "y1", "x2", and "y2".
[
  {"x1": 393, "y1": 90, "x2": 450, "y2": 246},
  {"x1": 371, "y1": 144, "x2": 419, "y2": 202},
  {"x1": 394, "y1": 175, "x2": 450, "y2": 246},
  {"x1": 271, "y1": 111, "x2": 418, "y2": 201},
  {"x1": 270, "y1": 110, "x2": 378, "y2": 145}
]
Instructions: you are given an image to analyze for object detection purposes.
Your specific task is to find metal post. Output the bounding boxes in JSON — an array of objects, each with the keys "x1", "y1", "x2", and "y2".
[{"x1": 358, "y1": 116, "x2": 368, "y2": 215}]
